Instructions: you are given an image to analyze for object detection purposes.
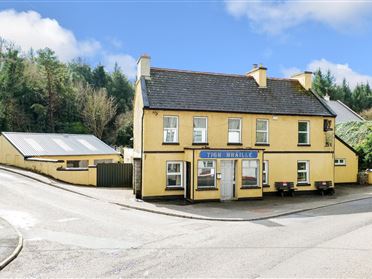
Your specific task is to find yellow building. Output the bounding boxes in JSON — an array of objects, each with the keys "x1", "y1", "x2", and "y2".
[
  {"x1": 334, "y1": 135, "x2": 359, "y2": 183},
  {"x1": 133, "y1": 55, "x2": 358, "y2": 201},
  {"x1": 0, "y1": 132, "x2": 121, "y2": 186}
]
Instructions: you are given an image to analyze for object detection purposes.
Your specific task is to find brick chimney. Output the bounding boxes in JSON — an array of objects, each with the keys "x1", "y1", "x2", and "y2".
[
  {"x1": 247, "y1": 64, "x2": 267, "y2": 88},
  {"x1": 136, "y1": 54, "x2": 151, "y2": 81},
  {"x1": 291, "y1": 71, "x2": 312, "y2": 90}
]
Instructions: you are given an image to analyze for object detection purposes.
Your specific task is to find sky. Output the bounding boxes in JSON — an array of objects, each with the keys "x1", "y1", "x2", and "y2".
[{"x1": 1, "y1": 0, "x2": 372, "y2": 88}]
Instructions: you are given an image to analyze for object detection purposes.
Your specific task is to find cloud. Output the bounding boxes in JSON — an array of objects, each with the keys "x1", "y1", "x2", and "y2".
[
  {"x1": 225, "y1": 0, "x2": 372, "y2": 35},
  {"x1": 104, "y1": 54, "x2": 137, "y2": 80},
  {"x1": 0, "y1": 9, "x2": 101, "y2": 60},
  {"x1": 282, "y1": 59, "x2": 372, "y2": 89}
]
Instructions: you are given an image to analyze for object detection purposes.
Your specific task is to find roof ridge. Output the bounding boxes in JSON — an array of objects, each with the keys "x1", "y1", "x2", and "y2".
[{"x1": 150, "y1": 67, "x2": 252, "y2": 79}]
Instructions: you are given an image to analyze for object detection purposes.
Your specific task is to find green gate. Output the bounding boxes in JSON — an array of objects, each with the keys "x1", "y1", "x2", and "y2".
[{"x1": 96, "y1": 163, "x2": 133, "y2": 187}]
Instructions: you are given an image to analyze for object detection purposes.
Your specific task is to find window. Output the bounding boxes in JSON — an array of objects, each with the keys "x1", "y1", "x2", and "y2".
[
  {"x1": 297, "y1": 161, "x2": 309, "y2": 184},
  {"x1": 298, "y1": 121, "x2": 310, "y2": 145},
  {"x1": 193, "y1": 117, "x2": 207, "y2": 143},
  {"x1": 66, "y1": 160, "x2": 88, "y2": 168},
  {"x1": 94, "y1": 159, "x2": 113, "y2": 165},
  {"x1": 256, "y1": 119, "x2": 269, "y2": 144},
  {"x1": 163, "y1": 116, "x2": 178, "y2": 143},
  {"x1": 166, "y1": 162, "x2": 183, "y2": 188},
  {"x1": 263, "y1": 160, "x2": 268, "y2": 185},
  {"x1": 228, "y1": 118, "x2": 241, "y2": 143},
  {"x1": 335, "y1": 159, "x2": 346, "y2": 166},
  {"x1": 197, "y1": 160, "x2": 216, "y2": 188},
  {"x1": 242, "y1": 160, "x2": 259, "y2": 187}
]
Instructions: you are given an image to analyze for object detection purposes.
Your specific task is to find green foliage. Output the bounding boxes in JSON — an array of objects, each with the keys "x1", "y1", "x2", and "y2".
[
  {"x1": 0, "y1": 40, "x2": 134, "y2": 146},
  {"x1": 336, "y1": 121, "x2": 372, "y2": 170}
]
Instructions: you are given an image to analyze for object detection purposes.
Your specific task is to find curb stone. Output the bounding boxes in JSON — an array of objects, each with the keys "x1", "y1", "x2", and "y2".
[
  {"x1": 1, "y1": 165, "x2": 372, "y2": 222},
  {"x1": 0, "y1": 218, "x2": 23, "y2": 270}
]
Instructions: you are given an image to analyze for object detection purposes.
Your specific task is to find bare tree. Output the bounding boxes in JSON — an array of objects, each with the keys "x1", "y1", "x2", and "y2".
[{"x1": 80, "y1": 84, "x2": 117, "y2": 139}]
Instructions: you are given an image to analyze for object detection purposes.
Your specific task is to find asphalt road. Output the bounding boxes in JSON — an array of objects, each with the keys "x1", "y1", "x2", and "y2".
[{"x1": 1, "y1": 169, "x2": 372, "y2": 278}]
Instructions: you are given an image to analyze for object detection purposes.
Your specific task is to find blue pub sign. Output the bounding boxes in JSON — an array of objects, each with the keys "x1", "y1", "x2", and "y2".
[{"x1": 199, "y1": 150, "x2": 258, "y2": 159}]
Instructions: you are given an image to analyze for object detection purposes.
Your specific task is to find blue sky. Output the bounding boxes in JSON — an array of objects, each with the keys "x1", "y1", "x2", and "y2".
[{"x1": 1, "y1": 1, "x2": 372, "y2": 87}]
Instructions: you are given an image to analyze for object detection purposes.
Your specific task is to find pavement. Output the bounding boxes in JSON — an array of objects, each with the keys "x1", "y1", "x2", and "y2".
[
  {"x1": 0, "y1": 217, "x2": 23, "y2": 271},
  {"x1": 1, "y1": 164, "x2": 372, "y2": 221}
]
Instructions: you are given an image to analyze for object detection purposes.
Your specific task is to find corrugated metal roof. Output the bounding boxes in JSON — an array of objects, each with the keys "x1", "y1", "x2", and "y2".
[
  {"x1": 325, "y1": 100, "x2": 365, "y2": 123},
  {"x1": 2, "y1": 132, "x2": 120, "y2": 157}
]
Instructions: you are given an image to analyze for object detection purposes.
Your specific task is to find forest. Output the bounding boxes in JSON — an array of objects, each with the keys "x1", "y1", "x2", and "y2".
[{"x1": 0, "y1": 40, "x2": 134, "y2": 147}]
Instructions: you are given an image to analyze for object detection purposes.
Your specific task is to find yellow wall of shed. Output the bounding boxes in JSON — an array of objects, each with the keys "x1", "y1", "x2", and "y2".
[{"x1": 334, "y1": 138, "x2": 358, "y2": 183}]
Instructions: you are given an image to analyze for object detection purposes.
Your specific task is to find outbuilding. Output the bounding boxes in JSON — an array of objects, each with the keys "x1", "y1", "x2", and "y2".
[{"x1": 0, "y1": 132, "x2": 122, "y2": 186}]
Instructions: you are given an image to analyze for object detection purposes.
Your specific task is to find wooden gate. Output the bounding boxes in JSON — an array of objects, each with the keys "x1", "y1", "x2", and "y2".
[{"x1": 96, "y1": 163, "x2": 133, "y2": 187}]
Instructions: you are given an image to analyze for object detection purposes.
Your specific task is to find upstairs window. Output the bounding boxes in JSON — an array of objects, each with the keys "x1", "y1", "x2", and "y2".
[
  {"x1": 298, "y1": 121, "x2": 310, "y2": 145},
  {"x1": 228, "y1": 118, "x2": 241, "y2": 143},
  {"x1": 163, "y1": 116, "x2": 178, "y2": 143},
  {"x1": 193, "y1": 117, "x2": 208, "y2": 143},
  {"x1": 297, "y1": 161, "x2": 309, "y2": 184},
  {"x1": 256, "y1": 119, "x2": 269, "y2": 144}
]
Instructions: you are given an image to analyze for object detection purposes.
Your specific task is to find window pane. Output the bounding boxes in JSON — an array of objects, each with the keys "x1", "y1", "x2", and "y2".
[
  {"x1": 164, "y1": 129, "x2": 176, "y2": 142},
  {"x1": 198, "y1": 160, "x2": 215, "y2": 187},
  {"x1": 194, "y1": 118, "x2": 206, "y2": 128},
  {"x1": 299, "y1": 122, "x2": 308, "y2": 132},
  {"x1": 229, "y1": 131, "x2": 240, "y2": 142},
  {"x1": 256, "y1": 120, "x2": 267, "y2": 131},
  {"x1": 228, "y1": 119, "x2": 240, "y2": 129},
  {"x1": 167, "y1": 175, "x2": 182, "y2": 186},
  {"x1": 297, "y1": 162, "x2": 307, "y2": 170},
  {"x1": 298, "y1": 133, "x2": 308, "y2": 144},
  {"x1": 164, "y1": 117, "x2": 177, "y2": 128},
  {"x1": 256, "y1": 132, "x2": 267, "y2": 143},
  {"x1": 168, "y1": 163, "x2": 181, "y2": 173},
  {"x1": 242, "y1": 160, "x2": 258, "y2": 186},
  {"x1": 297, "y1": 172, "x2": 307, "y2": 182}
]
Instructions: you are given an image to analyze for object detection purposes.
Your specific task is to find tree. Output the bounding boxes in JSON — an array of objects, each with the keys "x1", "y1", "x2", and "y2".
[
  {"x1": 92, "y1": 65, "x2": 110, "y2": 89},
  {"x1": 312, "y1": 69, "x2": 337, "y2": 98},
  {"x1": 80, "y1": 84, "x2": 117, "y2": 139}
]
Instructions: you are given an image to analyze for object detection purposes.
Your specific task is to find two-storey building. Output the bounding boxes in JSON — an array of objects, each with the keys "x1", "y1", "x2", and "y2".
[{"x1": 133, "y1": 55, "x2": 357, "y2": 201}]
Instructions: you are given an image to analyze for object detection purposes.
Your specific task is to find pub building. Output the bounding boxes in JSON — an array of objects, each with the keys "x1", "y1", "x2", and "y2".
[{"x1": 133, "y1": 55, "x2": 358, "y2": 202}]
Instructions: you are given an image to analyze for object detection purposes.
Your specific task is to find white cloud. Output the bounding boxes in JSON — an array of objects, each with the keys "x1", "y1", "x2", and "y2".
[
  {"x1": 282, "y1": 59, "x2": 372, "y2": 89},
  {"x1": 0, "y1": 9, "x2": 101, "y2": 60},
  {"x1": 225, "y1": 0, "x2": 372, "y2": 35},
  {"x1": 104, "y1": 54, "x2": 137, "y2": 80}
]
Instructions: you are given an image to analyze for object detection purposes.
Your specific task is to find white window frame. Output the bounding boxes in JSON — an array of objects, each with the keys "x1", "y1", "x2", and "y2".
[
  {"x1": 197, "y1": 160, "x2": 216, "y2": 189},
  {"x1": 298, "y1": 121, "x2": 310, "y2": 145},
  {"x1": 163, "y1": 116, "x2": 179, "y2": 143},
  {"x1": 256, "y1": 119, "x2": 269, "y2": 144},
  {"x1": 263, "y1": 160, "x2": 269, "y2": 185},
  {"x1": 228, "y1": 118, "x2": 242, "y2": 144},
  {"x1": 166, "y1": 161, "x2": 183, "y2": 188},
  {"x1": 335, "y1": 158, "x2": 346, "y2": 166},
  {"x1": 297, "y1": 160, "x2": 310, "y2": 184},
  {"x1": 193, "y1": 117, "x2": 208, "y2": 143},
  {"x1": 242, "y1": 159, "x2": 259, "y2": 187}
]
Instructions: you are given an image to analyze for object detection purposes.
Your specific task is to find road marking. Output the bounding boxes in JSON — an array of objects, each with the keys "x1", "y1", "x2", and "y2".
[{"x1": 56, "y1": 217, "x2": 79, "y2": 223}]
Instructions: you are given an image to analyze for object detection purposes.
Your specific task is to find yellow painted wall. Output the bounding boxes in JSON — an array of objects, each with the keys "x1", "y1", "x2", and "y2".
[
  {"x1": 334, "y1": 137, "x2": 358, "y2": 183},
  {"x1": 0, "y1": 135, "x2": 121, "y2": 186},
  {"x1": 133, "y1": 79, "x2": 144, "y2": 156}
]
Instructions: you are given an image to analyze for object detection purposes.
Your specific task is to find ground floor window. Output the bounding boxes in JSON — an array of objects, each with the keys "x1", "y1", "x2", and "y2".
[
  {"x1": 197, "y1": 160, "x2": 216, "y2": 188},
  {"x1": 263, "y1": 160, "x2": 268, "y2": 185},
  {"x1": 94, "y1": 159, "x2": 113, "y2": 165},
  {"x1": 66, "y1": 160, "x2": 88, "y2": 168},
  {"x1": 242, "y1": 160, "x2": 259, "y2": 187},
  {"x1": 335, "y1": 158, "x2": 346, "y2": 166},
  {"x1": 166, "y1": 161, "x2": 183, "y2": 188},
  {"x1": 297, "y1": 161, "x2": 309, "y2": 184}
]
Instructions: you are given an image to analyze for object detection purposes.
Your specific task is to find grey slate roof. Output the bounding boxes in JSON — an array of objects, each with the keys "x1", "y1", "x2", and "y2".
[
  {"x1": 143, "y1": 68, "x2": 335, "y2": 117},
  {"x1": 324, "y1": 100, "x2": 364, "y2": 123},
  {"x1": 2, "y1": 132, "x2": 119, "y2": 157}
]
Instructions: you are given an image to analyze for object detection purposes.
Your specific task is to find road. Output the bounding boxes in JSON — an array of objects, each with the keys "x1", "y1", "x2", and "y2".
[{"x1": 1, "y1": 169, "x2": 372, "y2": 278}]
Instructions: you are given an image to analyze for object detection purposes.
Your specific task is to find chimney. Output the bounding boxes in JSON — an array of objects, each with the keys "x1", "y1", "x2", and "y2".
[
  {"x1": 291, "y1": 71, "x2": 313, "y2": 90},
  {"x1": 137, "y1": 54, "x2": 151, "y2": 80},
  {"x1": 247, "y1": 64, "x2": 267, "y2": 88},
  {"x1": 324, "y1": 93, "x2": 330, "y2": 101}
]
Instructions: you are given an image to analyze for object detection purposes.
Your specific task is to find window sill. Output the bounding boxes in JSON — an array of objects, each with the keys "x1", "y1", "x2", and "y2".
[
  {"x1": 162, "y1": 142, "x2": 180, "y2": 145},
  {"x1": 227, "y1": 143, "x2": 243, "y2": 146},
  {"x1": 296, "y1": 183, "x2": 311, "y2": 186},
  {"x1": 263, "y1": 184, "x2": 270, "y2": 188},
  {"x1": 192, "y1": 142, "x2": 209, "y2": 146},
  {"x1": 165, "y1": 187, "x2": 184, "y2": 191},
  {"x1": 255, "y1": 143, "x2": 270, "y2": 146},
  {"x1": 335, "y1": 165, "x2": 346, "y2": 167},
  {"x1": 240, "y1": 186, "x2": 261, "y2": 189},
  {"x1": 297, "y1": 144, "x2": 311, "y2": 147},
  {"x1": 196, "y1": 187, "x2": 218, "y2": 191}
]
